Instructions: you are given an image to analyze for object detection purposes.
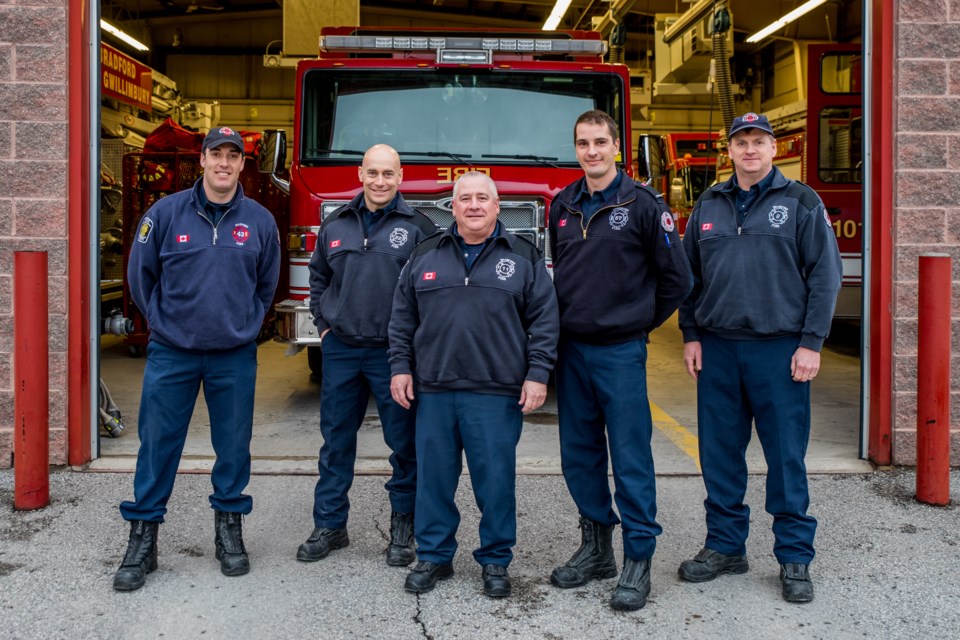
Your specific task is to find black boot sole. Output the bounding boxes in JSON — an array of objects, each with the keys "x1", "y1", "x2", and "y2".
[
  {"x1": 678, "y1": 560, "x2": 749, "y2": 583},
  {"x1": 386, "y1": 546, "x2": 416, "y2": 567},
  {"x1": 113, "y1": 556, "x2": 158, "y2": 592},
  {"x1": 296, "y1": 538, "x2": 349, "y2": 562},
  {"x1": 215, "y1": 548, "x2": 250, "y2": 577},
  {"x1": 550, "y1": 564, "x2": 619, "y2": 589}
]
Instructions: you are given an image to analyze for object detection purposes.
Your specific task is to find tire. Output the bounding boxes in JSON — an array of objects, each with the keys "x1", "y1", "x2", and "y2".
[{"x1": 307, "y1": 345, "x2": 323, "y2": 379}]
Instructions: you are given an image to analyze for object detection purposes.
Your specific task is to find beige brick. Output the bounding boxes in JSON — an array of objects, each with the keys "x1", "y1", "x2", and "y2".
[
  {"x1": 946, "y1": 209, "x2": 960, "y2": 242},
  {"x1": 894, "y1": 318, "x2": 919, "y2": 356},
  {"x1": 14, "y1": 123, "x2": 66, "y2": 161},
  {"x1": 950, "y1": 63, "x2": 960, "y2": 95},
  {"x1": 893, "y1": 281, "x2": 920, "y2": 317},
  {"x1": 14, "y1": 44, "x2": 65, "y2": 83},
  {"x1": 0, "y1": 199, "x2": 11, "y2": 236},
  {"x1": 0, "y1": 350, "x2": 8, "y2": 390},
  {"x1": 0, "y1": 83, "x2": 66, "y2": 121},
  {"x1": 0, "y1": 122, "x2": 10, "y2": 159},
  {"x1": 892, "y1": 428, "x2": 918, "y2": 466},
  {"x1": 894, "y1": 353, "x2": 917, "y2": 389},
  {"x1": 900, "y1": 0, "x2": 950, "y2": 21},
  {"x1": 898, "y1": 97, "x2": 960, "y2": 132},
  {"x1": 0, "y1": 238, "x2": 67, "y2": 274},
  {"x1": 47, "y1": 275, "x2": 66, "y2": 315},
  {"x1": 899, "y1": 60, "x2": 947, "y2": 95},
  {"x1": 896, "y1": 170, "x2": 960, "y2": 207},
  {"x1": 0, "y1": 44, "x2": 10, "y2": 82},
  {"x1": 14, "y1": 198, "x2": 66, "y2": 237},
  {"x1": 895, "y1": 208, "x2": 946, "y2": 243},
  {"x1": 897, "y1": 134, "x2": 947, "y2": 168},
  {"x1": 0, "y1": 6, "x2": 65, "y2": 45},
  {"x1": 0, "y1": 161, "x2": 66, "y2": 199},
  {"x1": 49, "y1": 427, "x2": 67, "y2": 465},
  {"x1": 898, "y1": 23, "x2": 960, "y2": 58},
  {"x1": 0, "y1": 428, "x2": 10, "y2": 469}
]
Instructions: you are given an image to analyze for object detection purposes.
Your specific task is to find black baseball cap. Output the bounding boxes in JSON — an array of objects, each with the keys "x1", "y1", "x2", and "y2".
[
  {"x1": 202, "y1": 126, "x2": 244, "y2": 153},
  {"x1": 727, "y1": 112, "x2": 775, "y2": 139}
]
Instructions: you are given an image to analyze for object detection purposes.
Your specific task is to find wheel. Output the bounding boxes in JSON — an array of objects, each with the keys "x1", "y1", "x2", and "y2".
[{"x1": 307, "y1": 345, "x2": 323, "y2": 379}]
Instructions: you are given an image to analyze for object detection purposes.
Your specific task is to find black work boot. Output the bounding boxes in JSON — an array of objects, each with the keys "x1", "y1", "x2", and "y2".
[
  {"x1": 780, "y1": 563, "x2": 815, "y2": 603},
  {"x1": 550, "y1": 517, "x2": 618, "y2": 588},
  {"x1": 610, "y1": 558, "x2": 651, "y2": 611},
  {"x1": 113, "y1": 520, "x2": 159, "y2": 591},
  {"x1": 678, "y1": 547, "x2": 749, "y2": 582},
  {"x1": 386, "y1": 512, "x2": 416, "y2": 566},
  {"x1": 404, "y1": 561, "x2": 454, "y2": 594},
  {"x1": 482, "y1": 564, "x2": 511, "y2": 598},
  {"x1": 214, "y1": 511, "x2": 250, "y2": 577},
  {"x1": 296, "y1": 527, "x2": 349, "y2": 562}
]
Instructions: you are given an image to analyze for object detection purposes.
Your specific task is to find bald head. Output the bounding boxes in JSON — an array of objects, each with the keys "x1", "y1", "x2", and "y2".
[{"x1": 358, "y1": 144, "x2": 403, "y2": 211}]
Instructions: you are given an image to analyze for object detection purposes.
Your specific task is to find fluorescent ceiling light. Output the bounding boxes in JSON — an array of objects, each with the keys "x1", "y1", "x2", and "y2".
[
  {"x1": 542, "y1": 0, "x2": 573, "y2": 31},
  {"x1": 746, "y1": 0, "x2": 828, "y2": 44},
  {"x1": 100, "y1": 19, "x2": 150, "y2": 52}
]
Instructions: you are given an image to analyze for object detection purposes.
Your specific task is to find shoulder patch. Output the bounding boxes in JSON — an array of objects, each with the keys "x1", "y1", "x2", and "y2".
[{"x1": 137, "y1": 217, "x2": 154, "y2": 243}]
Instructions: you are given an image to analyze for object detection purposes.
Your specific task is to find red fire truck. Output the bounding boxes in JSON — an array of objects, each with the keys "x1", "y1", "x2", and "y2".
[
  {"x1": 640, "y1": 43, "x2": 862, "y2": 319},
  {"x1": 260, "y1": 27, "x2": 634, "y2": 375}
]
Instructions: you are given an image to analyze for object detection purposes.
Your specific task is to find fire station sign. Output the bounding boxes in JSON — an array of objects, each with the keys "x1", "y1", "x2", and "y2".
[{"x1": 100, "y1": 43, "x2": 153, "y2": 112}]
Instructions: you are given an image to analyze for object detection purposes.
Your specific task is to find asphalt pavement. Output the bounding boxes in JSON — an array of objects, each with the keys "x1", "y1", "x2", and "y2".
[{"x1": 2, "y1": 468, "x2": 959, "y2": 639}]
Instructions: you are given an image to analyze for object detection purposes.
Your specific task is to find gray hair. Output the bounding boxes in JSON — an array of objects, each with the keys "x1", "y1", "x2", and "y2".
[{"x1": 452, "y1": 171, "x2": 499, "y2": 200}]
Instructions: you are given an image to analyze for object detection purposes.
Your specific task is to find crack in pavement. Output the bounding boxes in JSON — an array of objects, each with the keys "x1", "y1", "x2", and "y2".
[
  {"x1": 412, "y1": 593, "x2": 433, "y2": 639},
  {"x1": 374, "y1": 504, "x2": 390, "y2": 543}
]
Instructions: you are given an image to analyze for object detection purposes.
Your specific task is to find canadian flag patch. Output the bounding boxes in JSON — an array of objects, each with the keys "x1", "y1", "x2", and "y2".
[
  {"x1": 701, "y1": 223, "x2": 713, "y2": 231},
  {"x1": 330, "y1": 240, "x2": 341, "y2": 248},
  {"x1": 559, "y1": 219, "x2": 568, "y2": 227},
  {"x1": 423, "y1": 272, "x2": 436, "y2": 281},
  {"x1": 177, "y1": 234, "x2": 190, "y2": 243}
]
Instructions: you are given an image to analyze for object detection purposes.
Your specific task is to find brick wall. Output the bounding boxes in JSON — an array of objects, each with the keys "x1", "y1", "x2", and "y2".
[
  {"x1": 895, "y1": 0, "x2": 960, "y2": 465},
  {"x1": 0, "y1": 0, "x2": 70, "y2": 468}
]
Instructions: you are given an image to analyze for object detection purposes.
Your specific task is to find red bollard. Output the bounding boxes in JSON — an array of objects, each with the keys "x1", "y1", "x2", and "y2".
[
  {"x1": 916, "y1": 253, "x2": 951, "y2": 505},
  {"x1": 14, "y1": 251, "x2": 49, "y2": 510}
]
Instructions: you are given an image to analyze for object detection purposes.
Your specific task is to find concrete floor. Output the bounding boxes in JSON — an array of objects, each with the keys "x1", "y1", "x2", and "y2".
[{"x1": 93, "y1": 315, "x2": 871, "y2": 474}]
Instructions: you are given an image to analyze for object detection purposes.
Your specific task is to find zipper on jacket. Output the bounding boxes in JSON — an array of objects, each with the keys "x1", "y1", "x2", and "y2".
[{"x1": 568, "y1": 195, "x2": 637, "y2": 240}]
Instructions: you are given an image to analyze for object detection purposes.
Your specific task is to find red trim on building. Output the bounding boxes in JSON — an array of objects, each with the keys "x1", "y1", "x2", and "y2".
[
  {"x1": 868, "y1": 0, "x2": 894, "y2": 465},
  {"x1": 68, "y1": 0, "x2": 92, "y2": 465}
]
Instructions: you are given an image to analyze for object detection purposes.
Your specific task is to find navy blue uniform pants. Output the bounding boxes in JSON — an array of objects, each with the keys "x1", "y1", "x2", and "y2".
[
  {"x1": 119, "y1": 340, "x2": 258, "y2": 522},
  {"x1": 556, "y1": 338, "x2": 660, "y2": 561},
  {"x1": 414, "y1": 391, "x2": 522, "y2": 567},
  {"x1": 312, "y1": 333, "x2": 417, "y2": 529},
  {"x1": 697, "y1": 333, "x2": 816, "y2": 564}
]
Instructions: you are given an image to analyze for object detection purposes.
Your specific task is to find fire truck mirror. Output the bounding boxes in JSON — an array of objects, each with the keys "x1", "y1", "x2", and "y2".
[{"x1": 259, "y1": 129, "x2": 287, "y2": 175}]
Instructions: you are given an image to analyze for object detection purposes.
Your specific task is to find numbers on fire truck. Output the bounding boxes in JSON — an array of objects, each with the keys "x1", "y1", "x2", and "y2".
[{"x1": 832, "y1": 219, "x2": 860, "y2": 239}]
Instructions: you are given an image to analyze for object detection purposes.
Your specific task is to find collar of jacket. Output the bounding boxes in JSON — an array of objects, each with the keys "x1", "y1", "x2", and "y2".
[
  {"x1": 189, "y1": 178, "x2": 246, "y2": 212},
  {"x1": 558, "y1": 169, "x2": 635, "y2": 210},
  {"x1": 335, "y1": 191, "x2": 416, "y2": 219},
  {"x1": 713, "y1": 165, "x2": 790, "y2": 195},
  {"x1": 437, "y1": 221, "x2": 512, "y2": 250}
]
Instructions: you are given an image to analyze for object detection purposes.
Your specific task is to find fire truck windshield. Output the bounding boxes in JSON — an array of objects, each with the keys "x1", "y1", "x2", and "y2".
[{"x1": 299, "y1": 68, "x2": 625, "y2": 166}]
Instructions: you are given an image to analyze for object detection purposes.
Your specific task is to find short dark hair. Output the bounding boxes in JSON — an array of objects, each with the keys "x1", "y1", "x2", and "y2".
[{"x1": 574, "y1": 110, "x2": 619, "y2": 142}]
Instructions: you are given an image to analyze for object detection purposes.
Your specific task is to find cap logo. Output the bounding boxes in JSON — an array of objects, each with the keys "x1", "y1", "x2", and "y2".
[
  {"x1": 220, "y1": 127, "x2": 235, "y2": 135},
  {"x1": 743, "y1": 113, "x2": 759, "y2": 123}
]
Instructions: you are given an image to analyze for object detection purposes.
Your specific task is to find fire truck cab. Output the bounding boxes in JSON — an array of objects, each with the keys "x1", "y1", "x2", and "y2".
[{"x1": 260, "y1": 27, "x2": 634, "y2": 375}]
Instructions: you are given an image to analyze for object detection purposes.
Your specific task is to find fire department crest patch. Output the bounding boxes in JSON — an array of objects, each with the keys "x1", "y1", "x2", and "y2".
[
  {"x1": 233, "y1": 223, "x2": 250, "y2": 245},
  {"x1": 389, "y1": 227, "x2": 409, "y2": 249},
  {"x1": 137, "y1": 217, "x2": 154, "y2": 243},
  {"x1": 660, "y1": 211, "x2": 675, "y2": 233},
  {"x1": 609, "y1": 207, "x2": 630, "y2": 230},
  {"x1": 768, "y1": 205, "x2": 789, "y2": 228},
  {"x1": 495, "y1": 258, "x2": 516, "y2": 281},
  {"x1": 823, "y1": 210, "x2": 832, "y2": 229}
]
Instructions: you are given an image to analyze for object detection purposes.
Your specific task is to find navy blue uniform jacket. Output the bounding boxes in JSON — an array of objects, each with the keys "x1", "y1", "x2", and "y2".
[
  {"x1": 127, "y1": 179, "x2": 281, "y2": 351},
  {"x1": 548, "y1": 171, "x2": 693, "y2": 344},
  {"x1": 388, "y1": 225, "x2": 559, "y2": 396},
  {"x1": 309, "y1": 192, "x2": 437, "y2": 348}
]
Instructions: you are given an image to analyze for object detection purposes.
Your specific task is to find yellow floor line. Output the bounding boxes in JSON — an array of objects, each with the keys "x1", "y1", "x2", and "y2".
[{"x1": 650, "y1": 402, "x2": 701, "y2": 472}]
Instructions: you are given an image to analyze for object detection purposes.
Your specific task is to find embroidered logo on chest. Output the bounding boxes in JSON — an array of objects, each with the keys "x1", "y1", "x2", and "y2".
[
  {"x1": 495, "y1": 258, "x2": 516, "y2": 281},
  {"x1": 768, "y1": 205, "x2": 789, "y2": 228},
  {"x1": 232, "y1": 223, "x2": 250, "y2": 245},
  {"x1": 609, "y1": 207, "x2": 630, "y2": 230},
  {"x1": 389, "y1": 227, "x2": 409, "y2": 249}
]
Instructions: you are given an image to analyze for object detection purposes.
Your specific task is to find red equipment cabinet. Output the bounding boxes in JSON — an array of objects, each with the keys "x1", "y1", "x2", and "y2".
[{"x1": 121, "y1": 151, "x2": 289, "y2": 355}]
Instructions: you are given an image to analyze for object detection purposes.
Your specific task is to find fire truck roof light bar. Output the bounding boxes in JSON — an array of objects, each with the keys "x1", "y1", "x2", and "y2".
[{"x1": 320, "y1": 35, "x2": 607, "y2": 56}]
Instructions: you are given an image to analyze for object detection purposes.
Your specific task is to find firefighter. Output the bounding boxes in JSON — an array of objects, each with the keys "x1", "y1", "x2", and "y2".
[
  {"x1": 547, "y1": 110, "x2": 692, "y2": 611},
  {"x1": 389, "y1": 172, "x2": 558, "y2": 598},
  {"x1": 297, "y1": 145, "x2": 437, "y2": 567},
  {"x1": 114, "y1": 126, "x2": 281, "y2": 591},
  {"x1": 677, "y1": 112, "x2": 842, "y2": 603}
]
